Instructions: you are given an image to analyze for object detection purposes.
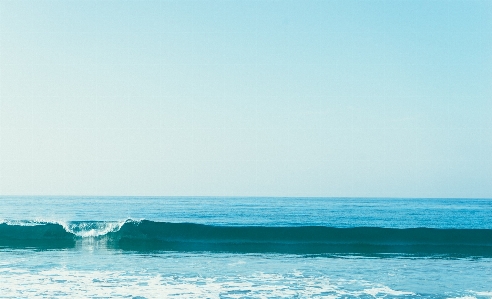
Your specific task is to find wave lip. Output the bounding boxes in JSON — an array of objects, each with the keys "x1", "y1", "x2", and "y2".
[{"x1": 61, "y1": 220, "x2": 128, "y2": 237}]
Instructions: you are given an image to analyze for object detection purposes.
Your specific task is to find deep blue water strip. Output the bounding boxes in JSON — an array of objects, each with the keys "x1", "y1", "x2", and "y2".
[{"x1": 1, "y1": 221, "x2": 492, "y2": 256}]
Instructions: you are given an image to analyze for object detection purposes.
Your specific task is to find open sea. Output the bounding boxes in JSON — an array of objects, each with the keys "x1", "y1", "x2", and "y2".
[{"x1": 0, "y1": 196, "x2": 491, "y2": 298}]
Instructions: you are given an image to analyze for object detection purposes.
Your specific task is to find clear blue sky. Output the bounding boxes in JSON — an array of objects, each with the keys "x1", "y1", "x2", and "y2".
[{"x1": 0, "y1": 0, "x2": 491, "y2": 197}]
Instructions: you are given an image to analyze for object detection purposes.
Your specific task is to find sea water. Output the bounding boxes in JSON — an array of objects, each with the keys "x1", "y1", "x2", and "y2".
[{"x1": 0, "y1": 196, "x2": 491, "y2": 298}]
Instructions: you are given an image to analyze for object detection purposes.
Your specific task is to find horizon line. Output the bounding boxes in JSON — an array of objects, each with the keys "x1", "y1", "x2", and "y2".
[{"x1": 1, "y1": 195, "x2": 491, "y2": 200}]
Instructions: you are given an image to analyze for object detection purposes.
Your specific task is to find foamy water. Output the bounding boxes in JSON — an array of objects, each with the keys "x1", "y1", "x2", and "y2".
[{"x1": 0, "y1": 268, "x2": 417, "y2": 298}]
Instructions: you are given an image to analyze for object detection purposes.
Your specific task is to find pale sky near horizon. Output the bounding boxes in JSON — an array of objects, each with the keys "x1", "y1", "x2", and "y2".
[{"x1": 0, "y1": 0, "x2": 491, "y2": 198}]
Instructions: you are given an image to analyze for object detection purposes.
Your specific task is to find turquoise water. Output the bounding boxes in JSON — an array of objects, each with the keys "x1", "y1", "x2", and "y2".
[{"x1": 1, "y1": 197, "x2": 491, "y2": 298}]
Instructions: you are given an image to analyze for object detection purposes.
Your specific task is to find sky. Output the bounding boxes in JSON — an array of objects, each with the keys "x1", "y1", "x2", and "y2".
[{"x1": 0, "y1": 0, "x2": 491, "y2": 198}]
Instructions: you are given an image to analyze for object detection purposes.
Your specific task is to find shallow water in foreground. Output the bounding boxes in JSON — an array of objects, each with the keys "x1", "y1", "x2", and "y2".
[
  {"x1": 1, "y1": 196, "x2": 491, "y2": 298},
  {"x1": 1, "y1": 248, "x2": 492, "y2": 298}
]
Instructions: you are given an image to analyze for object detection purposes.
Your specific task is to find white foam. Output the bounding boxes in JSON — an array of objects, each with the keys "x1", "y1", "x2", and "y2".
[
  {"x1": 474, "y1": 291, "x2": 492, "y2": 297},
  {"x1": 363, "y1": 286, "x2": 415, "y2": 297},
  {"x1": 60, "y1": 220, "x2": 130, "y2": 237},
  {"x1": 0, "y1": 268, "x2": 417, "y2": 299}
]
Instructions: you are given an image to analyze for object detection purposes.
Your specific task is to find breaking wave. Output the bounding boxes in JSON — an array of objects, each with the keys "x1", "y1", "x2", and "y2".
[{"x1": 1, "y1": 220, "x2": 491, "y2": 256}]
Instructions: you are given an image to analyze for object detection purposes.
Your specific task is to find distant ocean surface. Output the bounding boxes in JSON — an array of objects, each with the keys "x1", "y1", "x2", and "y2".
[{"x1": 1, "y1": 197, "x2": 491, "y2": 298}]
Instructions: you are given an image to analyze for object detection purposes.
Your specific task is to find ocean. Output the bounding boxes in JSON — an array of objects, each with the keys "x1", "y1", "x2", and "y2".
[{"x1": 0, "y1": 196, "x2": 491, "y2": 298}]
